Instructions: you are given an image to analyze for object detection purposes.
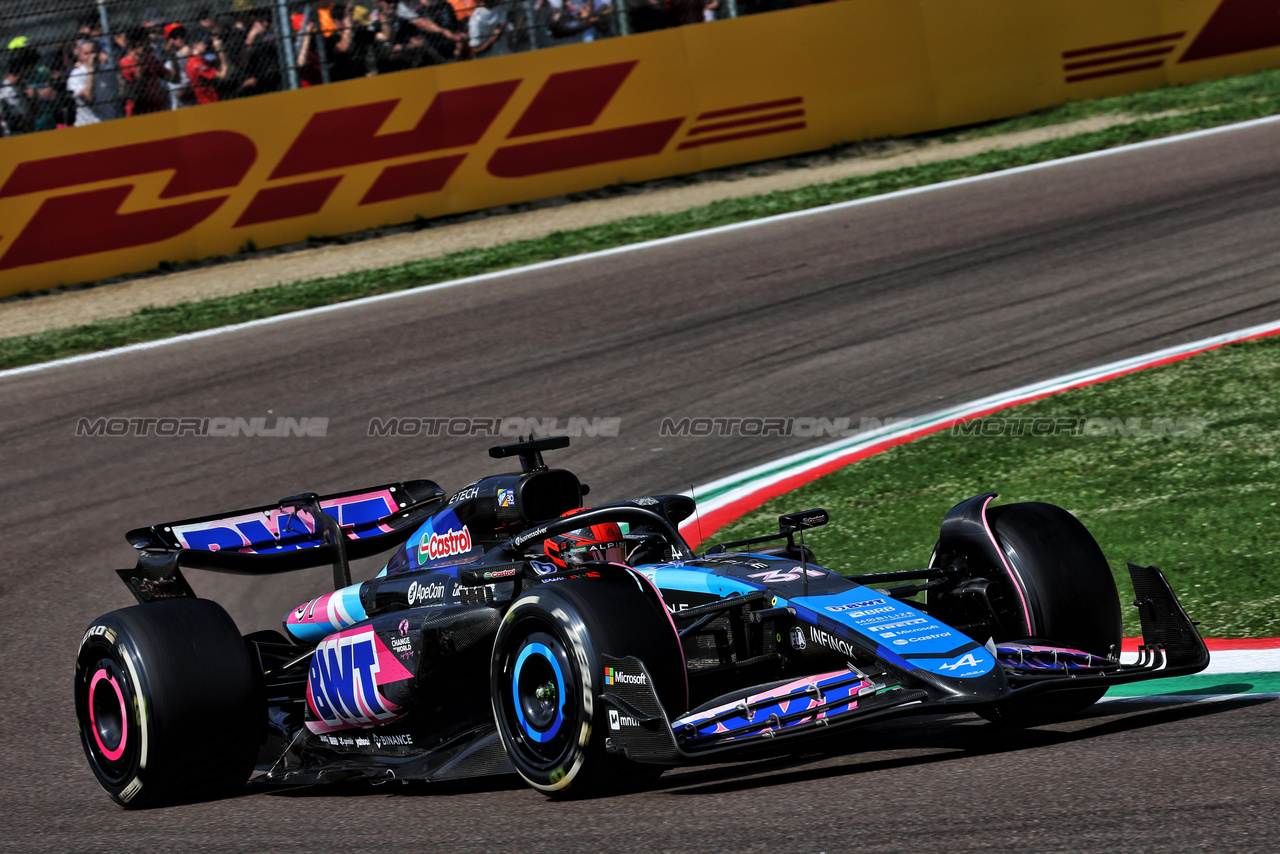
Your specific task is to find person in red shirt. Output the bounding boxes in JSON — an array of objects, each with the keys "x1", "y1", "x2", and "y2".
[
  {"x1": 185, "y1": 35, "x2": 228, "y2": 104},
  {"x1": 119, "y1": 27, "x2": 172, "y2": 115},
  {"x1": 292, "y1": 15, "x2": 325, "y2": 88}
]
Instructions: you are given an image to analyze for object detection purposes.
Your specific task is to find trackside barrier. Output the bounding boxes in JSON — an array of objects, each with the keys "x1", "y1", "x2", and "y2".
[{"x1": 2, "y1": 0, "x2": 1280, "y2": 295}]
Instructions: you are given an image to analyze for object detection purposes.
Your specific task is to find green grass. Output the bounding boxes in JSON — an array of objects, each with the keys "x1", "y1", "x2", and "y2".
[
  {"x1": 9, "y1": 67, "x2": 1280, "y2": 370},
  {"x1": 960, "y1": 66, "x2": 1280, "y2": 138},
  {"x1": 712, "y1": 337, "x2": 1280, "y2": 639}
]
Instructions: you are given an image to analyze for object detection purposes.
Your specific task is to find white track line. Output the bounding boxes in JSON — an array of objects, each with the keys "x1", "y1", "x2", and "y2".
[
  {"x1": 1098, "y1": 693, "x2": 1280, "y2": 704},
  {"x1": 1198, "y1": 650, "x2": 1280, "y2": 674},
  {"x1": 679, "y1": 316, "x2": 1280, "y2": 540},
  {"x1": 5, "y1": 113, "x2": 1280, "y2": 381}
]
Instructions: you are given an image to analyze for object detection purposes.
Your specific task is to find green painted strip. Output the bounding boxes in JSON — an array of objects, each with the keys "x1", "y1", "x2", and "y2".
[{"x1": 1105, "y1": 672, "x2": 1280, "y2": 698}]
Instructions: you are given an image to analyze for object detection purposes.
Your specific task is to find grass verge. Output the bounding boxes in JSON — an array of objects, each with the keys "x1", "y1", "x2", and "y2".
[
  {"x1": 711, "y1": 337, "x2": 1280, "y2": 639},
  {"x1": 8, "y1": 70, "x2": 1280, "y2": 370},
  {"x1": 957, "y1": 66, "x2": 1280, "y2": 139}
]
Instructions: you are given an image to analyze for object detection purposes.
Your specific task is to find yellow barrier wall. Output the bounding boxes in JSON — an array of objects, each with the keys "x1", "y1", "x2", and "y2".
[{"x1": 1, "y1": 0, "x2": 1276, "y2": 295}]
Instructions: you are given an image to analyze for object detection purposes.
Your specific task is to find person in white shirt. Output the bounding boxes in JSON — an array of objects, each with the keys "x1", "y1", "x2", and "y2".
[
  {"x1": 65, "y1": 40, "x2": 103, "y2": 127},
  {"x1": 161, "y1": 24, "x2": 193, "y2": 108},
  {"x1": 468, "y1": 0, "x2": 510, "y2": 57}
]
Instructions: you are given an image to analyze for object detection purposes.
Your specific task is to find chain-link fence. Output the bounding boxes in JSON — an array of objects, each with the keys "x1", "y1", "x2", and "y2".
[{"x1": 0, "y1": 0, "x2": 812, "y2": 136}]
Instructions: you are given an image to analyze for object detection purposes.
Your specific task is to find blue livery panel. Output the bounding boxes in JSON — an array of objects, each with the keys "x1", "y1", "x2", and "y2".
[
  {"x1": 638, "y1": 558, "x2": 995, "y2": 680},
  {"x1": 791, "y1": 589, "x2": 995, "y2": 679}
]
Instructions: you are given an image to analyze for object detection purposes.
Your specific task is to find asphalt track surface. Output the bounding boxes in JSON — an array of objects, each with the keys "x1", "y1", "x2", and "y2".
[{"x1": 5, "y1": 121, "x2": 1280, "y2": 852}]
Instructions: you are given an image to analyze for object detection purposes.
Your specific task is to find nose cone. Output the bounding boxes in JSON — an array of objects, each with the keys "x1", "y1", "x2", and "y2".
[{"x1": 896, "y1": 648, "x2": 1009, "y2": 705}]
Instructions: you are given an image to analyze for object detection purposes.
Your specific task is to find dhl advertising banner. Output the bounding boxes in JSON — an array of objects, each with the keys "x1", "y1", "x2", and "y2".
[{"x1": 1, "y1": 0, "x2": 1277, "y2": 295}]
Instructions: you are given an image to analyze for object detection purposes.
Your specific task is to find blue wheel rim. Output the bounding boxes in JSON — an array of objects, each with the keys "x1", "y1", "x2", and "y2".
[{"x1": 512, "y1": 642, "x2": 567, "y2": 743}]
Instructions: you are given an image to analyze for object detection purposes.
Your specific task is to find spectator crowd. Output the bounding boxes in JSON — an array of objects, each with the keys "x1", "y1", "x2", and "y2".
[{"x1": 0, "y1": 0, "x2": 810, "y2": 136}]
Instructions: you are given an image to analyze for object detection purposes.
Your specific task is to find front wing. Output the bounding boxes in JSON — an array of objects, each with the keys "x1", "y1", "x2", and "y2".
[{"x1": 602, "y1": 563, "x2": 1209, "y2": 762}]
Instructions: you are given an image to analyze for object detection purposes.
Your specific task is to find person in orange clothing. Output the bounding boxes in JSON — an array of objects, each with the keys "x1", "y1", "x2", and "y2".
[
  {"x1": 292, "y1": 13, "x2": 325, "y2": 87},
  {"x1": 446, "y1": 0, "x2": 477, "y2": 21}
]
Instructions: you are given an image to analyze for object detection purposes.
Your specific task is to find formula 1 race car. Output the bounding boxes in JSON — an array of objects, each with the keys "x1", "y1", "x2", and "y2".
[{"x1": 75, "y1": 437, "x2": 1209, "y2": 808}]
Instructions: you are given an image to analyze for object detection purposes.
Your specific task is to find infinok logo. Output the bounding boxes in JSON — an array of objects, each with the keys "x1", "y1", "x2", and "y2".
[
  {"x1": 306, "y1": 628, "x2": 407, "y2": 729},
  {"x1": 0, "y1": 61, "x2": 701, "y2": 271}
]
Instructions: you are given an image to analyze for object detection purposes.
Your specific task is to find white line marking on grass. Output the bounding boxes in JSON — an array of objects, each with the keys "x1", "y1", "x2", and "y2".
[
  {"x1": 679, "y1": 316, "x2": 1280, "y2": 544},
  {"x1": 1098, "y1": 693, "x2": 1280, "y2": 704}
]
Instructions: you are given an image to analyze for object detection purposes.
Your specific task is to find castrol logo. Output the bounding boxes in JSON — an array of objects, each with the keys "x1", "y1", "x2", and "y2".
[{"x1": 419, "y1": 526, "x2": 472, "y2": 561}]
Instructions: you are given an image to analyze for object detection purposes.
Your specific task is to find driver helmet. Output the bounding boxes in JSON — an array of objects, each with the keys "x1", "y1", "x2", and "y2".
[{"x1": 542, "y1": 510, "x2": 626, "y2": 569}]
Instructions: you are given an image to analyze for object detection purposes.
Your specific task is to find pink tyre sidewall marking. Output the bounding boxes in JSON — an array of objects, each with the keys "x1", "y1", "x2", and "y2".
[{"x1": 88, "y1": 669, "x2": 128, "y2": 762}]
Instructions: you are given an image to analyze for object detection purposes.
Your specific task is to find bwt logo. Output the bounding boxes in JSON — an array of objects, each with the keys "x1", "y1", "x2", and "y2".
[
  {"x1": 174, "y1": 494, "x2": 396, "y2": 553},
  {"x1": 307, "y1": 629, "x2": 403, "y2": 729},
  {"x1": 0, "y1": 61, "x2": 804, "y2": 272}
]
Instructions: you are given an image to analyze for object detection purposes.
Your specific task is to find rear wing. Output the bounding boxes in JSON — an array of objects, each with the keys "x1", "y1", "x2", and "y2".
[{"x1": 118, "y1": 480, "x2": 445, "y2": 604}]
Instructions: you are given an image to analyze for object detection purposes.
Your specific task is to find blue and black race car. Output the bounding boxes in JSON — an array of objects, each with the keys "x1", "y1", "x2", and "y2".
[{"x1": 75, "y1": 436, "x2": 1209, "y2": 807}]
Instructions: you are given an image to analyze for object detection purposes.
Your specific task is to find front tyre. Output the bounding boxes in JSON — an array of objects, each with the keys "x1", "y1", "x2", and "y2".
[
  {"x1": 74, "y1": 599, "x2": 261, "y2": 808},
  {"x1": 491, "y1": 576, "x2": 684, "y2": 796},
  {"x1": 981, "y1": 502, "x2": 1122, "y2": 725}
]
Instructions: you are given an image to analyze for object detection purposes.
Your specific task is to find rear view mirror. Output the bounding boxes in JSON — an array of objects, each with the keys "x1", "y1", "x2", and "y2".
[{"x1": 778, "y1": 508, "x2": 829, "y2": 533}]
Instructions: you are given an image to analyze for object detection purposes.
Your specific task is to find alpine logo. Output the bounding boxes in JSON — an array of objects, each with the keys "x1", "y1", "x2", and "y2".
[
  {"x1": 419, "y1": 525, "x2": 472, "y2": 561},
  {"x1": 307, "y1": 628, "x2": 409, "y2": 729},
  {"x1": 939, "y1": 653, "x2": 982, "y2": 671}
]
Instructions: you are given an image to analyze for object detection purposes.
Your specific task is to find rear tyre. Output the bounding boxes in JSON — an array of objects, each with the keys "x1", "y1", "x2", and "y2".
[
  {"x1": 491, "y1": 576, "x2": 684, "y2": 796},
  {"x1": 74, "y1": 599, "x2": 261, "y2": 808},
  {"x1": 980, "y1": 502, "x2": 1122, "y2": 726}
]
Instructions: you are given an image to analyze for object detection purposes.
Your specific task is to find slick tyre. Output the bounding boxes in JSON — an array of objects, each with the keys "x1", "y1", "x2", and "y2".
[
  {"x1": 74, "y1": 599, "x2": 261, "y2": 808},
  {"x1": 491, "y1": 576, "x2": 684, "y2": 797},
  {"x1": 981, "y1": 502, "x2": 1123, "y2": 726}
]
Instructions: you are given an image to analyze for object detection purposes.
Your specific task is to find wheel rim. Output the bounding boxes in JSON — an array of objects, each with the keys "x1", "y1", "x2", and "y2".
[
  {"x1": 513, "y1": 641, "x2": 567, "y2": 742},
  {"x1": 78, "y1": 655, "x2": 137, "y2": 784},
  {"x1": 501, "y1": 628, "x2": 579, "y2": 770}
]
